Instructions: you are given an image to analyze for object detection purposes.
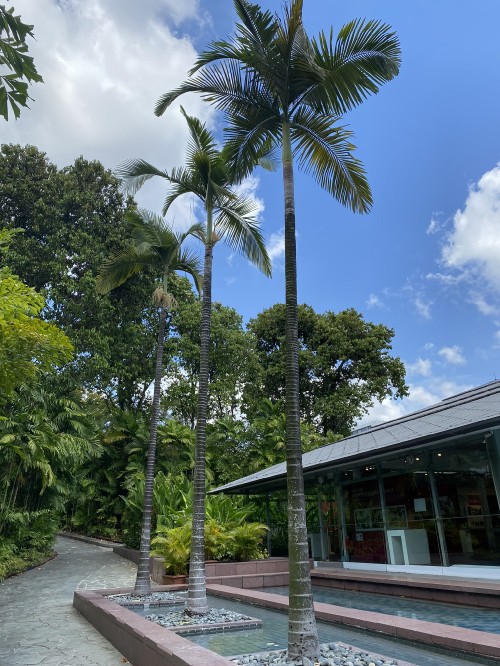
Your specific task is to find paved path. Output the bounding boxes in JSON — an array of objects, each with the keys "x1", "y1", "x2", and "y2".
[{"x1": 0, "y1": 536, "x2": 136, "y2": 666}]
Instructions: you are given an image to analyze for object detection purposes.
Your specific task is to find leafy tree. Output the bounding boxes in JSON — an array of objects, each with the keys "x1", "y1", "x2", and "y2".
[
  {"x1": 156, "y1": 0, "x2": 401, "y2": 657},
  {"x1": 0, "y1": 384, "x2": 99, "y2": 570},
  {"x1": 0, "y1": 144, "x2": 187, "y2": 407},
  {"x1": 97, "y1": 209, "x2": 202, "y2": 594},
  {"x1": 165, "y1": 300, "x2": 259, "y2": 427},
  {"x1": 117, "y1": 109, "x2": 271, "y2": 612},
  {"x1": 0, "y1": 229, "x2": 72, "y2": 399},
  {"x1": 0, "y1": 5, "x2": 42, "y2": 120},
  {"x1": 247, "y1": 304, "x2": 408, "y2": 435}
]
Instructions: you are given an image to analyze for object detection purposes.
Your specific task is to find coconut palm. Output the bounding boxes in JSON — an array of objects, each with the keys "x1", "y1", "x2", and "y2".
[
  {"x1": 154, "y1": 0, "x2": 401, "y2": 657},
  {"x1": 97, "y1": 209, "x2": 203, "y2": 593},
  {"x1": 115, "y1": 109, "x2": 271, "y2": 612}
]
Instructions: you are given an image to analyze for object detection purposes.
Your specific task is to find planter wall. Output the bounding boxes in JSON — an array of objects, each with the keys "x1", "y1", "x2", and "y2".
[{"x1": 73, "y1": 589, "x2": 229, "y2": 666}]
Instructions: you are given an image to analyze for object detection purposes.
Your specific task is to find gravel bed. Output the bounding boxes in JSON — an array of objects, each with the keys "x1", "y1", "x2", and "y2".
[
  {"x1": 229, "y1": 642, "x2": 402, "y2": 666},
  {"x1": 146, "y1": 607, "x2": 254, "y2": 628},
  {"x1": 107, "y1": 591, "x2": 185, "y2": 603}
]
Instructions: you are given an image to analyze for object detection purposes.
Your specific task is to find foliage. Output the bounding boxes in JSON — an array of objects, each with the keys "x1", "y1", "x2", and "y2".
[
  {"x1": 247, "y1": 304, "x2": 408, "y2": 436},
  {"x1": 152, "y1": 522, "x2": 192, "y2": 574},
  {"x1": 0, "y1": 5, "x2": 43, "y2": 120},
  {"x1": 0, "y1": 229, "x2": 73, "y2": 399},
  {"x1": 65, "y1": 409, "x2": 196, "y2": 546},
  {"x1": 229, "y1": 521, "x2": 268, "y2": 561},
  {"x1": 165, "y1": 301, "x2": 259, "y2": 427},
  {"x1": 152, "y1": 513, "x2": 268, "y2": 573},
  {"x1": 0, "y1": 144, "x2": 195, "y2": 407},
  {"x1": 0, "y1": 538, "x2": 53, "y2": 582}
]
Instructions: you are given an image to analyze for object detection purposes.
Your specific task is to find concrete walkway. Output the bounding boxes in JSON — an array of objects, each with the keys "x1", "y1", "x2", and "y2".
[{"x1": 0, "y1": 535, "x2": 136, "y2": 665}]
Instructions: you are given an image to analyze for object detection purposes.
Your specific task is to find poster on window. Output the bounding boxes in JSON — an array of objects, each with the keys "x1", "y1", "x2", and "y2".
[{"x1": 466, "y1": 494, "x2": 485, "y2": 528}]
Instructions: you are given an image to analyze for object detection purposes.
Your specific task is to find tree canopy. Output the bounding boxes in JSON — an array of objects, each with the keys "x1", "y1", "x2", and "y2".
[
  {"x1": 0, "y1": 144, "x2": 198, "y2": 408},
  {"x1": 247, "y1": 303, "x2": 408, "y2": 435},
  {"x1": 0, "y1": 229, "x2": 72, "y2": 400}
]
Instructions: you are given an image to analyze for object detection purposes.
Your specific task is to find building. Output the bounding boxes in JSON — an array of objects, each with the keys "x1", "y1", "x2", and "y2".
[{"x1": 213, "y1": 381, "x2": 500, "y2": 575}]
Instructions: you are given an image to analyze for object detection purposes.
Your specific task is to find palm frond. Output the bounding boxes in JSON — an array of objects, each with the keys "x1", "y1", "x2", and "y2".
[
  {"x1": 308, "y1": 19, "x2": 401, "y2": 115},
  {"x1": 291, "y1": 107, "x2": 372, "y2": 213},
  {"x1": 115, "y1": 159, "x2": 171, "y2": 195},
  {"x1": 179, "y1": 106, "x2": 219, "y2": 163},
  {"x1": 224, "y1": 109, "x2": 281, "y2": 181},
  {"x1": 96, "y1": 246, "x2": 157, "y2": 294},
  {"x1": 214, "y1": 195, "x2": 271, "y2": 276},
  {"x1": 172, "y1": 247, "x2": 203, "y2": 294}
]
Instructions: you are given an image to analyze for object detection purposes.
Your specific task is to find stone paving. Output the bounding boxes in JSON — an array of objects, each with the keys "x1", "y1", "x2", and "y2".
[
  {"x1": 0, "y1": 536, "x2": 136, "y2": 665},
  {"x1": 0, "y1": 536, "x2": 492, "y2": 666}
]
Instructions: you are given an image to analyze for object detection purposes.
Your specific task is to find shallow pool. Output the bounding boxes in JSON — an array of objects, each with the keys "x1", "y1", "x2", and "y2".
[
  {"x1": 262, "y1": 585, "x2": 500, "y2": 635},
  {"x1": 132, "y1": 594, "x2": 487, "y2": 665}
]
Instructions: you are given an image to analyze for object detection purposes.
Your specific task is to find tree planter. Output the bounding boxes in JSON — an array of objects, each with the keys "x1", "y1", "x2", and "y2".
[{"x1": 162, "y1": 574, "x2": 187, "y2": 585}]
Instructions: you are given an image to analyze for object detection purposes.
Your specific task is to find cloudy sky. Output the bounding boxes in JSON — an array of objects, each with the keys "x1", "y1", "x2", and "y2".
[{"x1": 5, "y1": 0, "x2": 500, "y2": 425}]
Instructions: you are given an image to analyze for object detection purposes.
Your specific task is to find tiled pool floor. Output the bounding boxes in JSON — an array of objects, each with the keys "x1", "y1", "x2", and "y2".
[
  {"x1": 262, "y1": 585, "x2": 500, "y2": 634},
  {"x1": 176, "y1": 595, "x2": 487, "y2": 665}
]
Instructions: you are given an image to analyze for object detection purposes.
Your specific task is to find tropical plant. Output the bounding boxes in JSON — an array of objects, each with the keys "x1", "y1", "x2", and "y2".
[
  {"x1": 0, "y1": 6, "x2": 43, "y2": 120},
  {"x1": 97, "y1": 209, "x2": 202, "y2": 593},
  {"x1": 116, "y1": 108, "x2": 271, "y2": 612},
  {"x1": 155, "y1": 0, "x2": 401, "y2": 657},
  {"x1": 229, "y1": 521, "x2": 268, "y2": 561},
  {"x1": 152, "y1": 521, "x2": 192, "y2": 575}
]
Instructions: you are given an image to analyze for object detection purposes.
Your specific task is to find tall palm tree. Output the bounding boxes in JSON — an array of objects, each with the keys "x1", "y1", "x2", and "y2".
[
  {"x1": 154, "y1": 0, "x2": 400, "y2": 657},
  {"x1": 116, "y1": 109, "x2": 271, "y2": 612},
  {"x1": 97, "y1": 209, "x2": 203, "y2": 594}
]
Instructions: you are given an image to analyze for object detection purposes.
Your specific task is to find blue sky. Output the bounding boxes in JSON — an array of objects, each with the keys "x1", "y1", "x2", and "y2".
[{"x1": 6, "y1": 1, "x2": 500, "y2": 423}]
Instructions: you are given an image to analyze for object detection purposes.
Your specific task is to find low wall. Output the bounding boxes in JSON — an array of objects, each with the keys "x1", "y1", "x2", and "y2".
[
  {"x1": 113, "y1": 546, "x2": 296, "y2": 587},
  {"x1": 113, "y1": 546, "x2": 165, "y2": 583},
  {"x1": 73, "y1": 589, "x2": 229, "y2": 666}
]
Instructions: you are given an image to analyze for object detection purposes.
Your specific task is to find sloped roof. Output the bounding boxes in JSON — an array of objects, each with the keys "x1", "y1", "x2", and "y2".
[{"x1": 213, "y1": 380, "x2": 500, "y2": 494}]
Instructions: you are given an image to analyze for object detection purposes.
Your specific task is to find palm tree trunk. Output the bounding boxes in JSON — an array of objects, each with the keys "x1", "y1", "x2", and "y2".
[
  {"x1": 282, "y1": 122, "x2": 319, "y2": 660},
  {"x1": 186, "y1": 237, "x2": 213, "y2": 614},
  {"x1": 134, "y1": 303, "x2": 168, "y2": 593}
]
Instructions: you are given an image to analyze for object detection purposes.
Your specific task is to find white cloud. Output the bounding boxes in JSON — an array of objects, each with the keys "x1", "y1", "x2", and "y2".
[
  {"x1": 366, "y1": 293, "x2": 382, "y2": 308},
  {"x1": 415, "y1": 296, "x2": 432, "y2": 319},
  {"x1": 3, "y1": 1, "x2": 213, "y2": 216},
  {"x1": 438, "y1": 345, "x2": 466, "y2": 365},
  {"x1": 356, "y1": 378, "x2": 471, "y2": 428},
  {"x1": 406, "y1": 358, "x2": 432, "y2": 377},
  {"x1": 233, "y1": 175, "x2": 265, "y2": 220},
  {"x1": 468, "y1": 291, "x2": 499, "y2": 316},
  {"x1": 442, "y1": 164, "x2": 500, "y2": 292},
  {"x1": 267, "y1": 229, "x2": 285, "y2": 264},
  {"x1": 426, "y1": 213, "x2": 444, "y2": 235},
  {"x1": 423, "y1": 342, "x2": 434, "y2": 351}
]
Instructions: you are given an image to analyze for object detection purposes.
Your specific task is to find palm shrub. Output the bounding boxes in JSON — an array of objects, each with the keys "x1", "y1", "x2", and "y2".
[
  {"x1": 229, "y1": 522, "x2": 268, "y2": 561},
  {"x1": 152, "y1": 522, "x2": 192, "y2": 575}
]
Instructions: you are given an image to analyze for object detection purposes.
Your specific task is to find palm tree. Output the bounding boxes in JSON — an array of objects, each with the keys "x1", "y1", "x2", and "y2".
[
  {"x1": 116, "y1": 109, "x2": 271, "y2": 612},
  {"x1": 154, "y1": 0, "x2": 400, "y2": 657},
  {"x1": 97, "y1": 209, "x2": 203, "y2": 594}
]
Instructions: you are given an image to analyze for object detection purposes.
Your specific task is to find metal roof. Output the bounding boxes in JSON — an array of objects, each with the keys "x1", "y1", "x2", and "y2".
[{"x1": 213, "y1": 380, "x2": 500, "y2": 495}]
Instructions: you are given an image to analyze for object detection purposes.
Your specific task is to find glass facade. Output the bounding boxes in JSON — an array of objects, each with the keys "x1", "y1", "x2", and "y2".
[{"x1": 335, "y1": 437, "x2": 500, "y2": 567}]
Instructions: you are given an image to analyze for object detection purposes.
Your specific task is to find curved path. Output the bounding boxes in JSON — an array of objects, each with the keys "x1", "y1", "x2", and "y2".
[
  {"x1": 0, "y1": 536, "x2": 136, "y2": 665},
  {"x1": 0, "y1": 536, "x2": 487, "y2": 666}
]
